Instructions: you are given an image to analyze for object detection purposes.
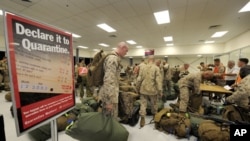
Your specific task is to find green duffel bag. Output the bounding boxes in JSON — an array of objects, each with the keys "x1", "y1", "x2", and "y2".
[
  {"x1": 190, "y1": 116, "x2": 206, "y2": 137},
  {"x1": 66, "y1": 112, "x2": 129, "y2": 141},
  {"x1": 75, "y1": 103, "x2": 95, "y2": 113},
  {"x1": 29, "y1": 124, "x2": 51, "y2": 141},
  {"x1": 82, "y1": 97, "x2": 99, "y2": 111}
]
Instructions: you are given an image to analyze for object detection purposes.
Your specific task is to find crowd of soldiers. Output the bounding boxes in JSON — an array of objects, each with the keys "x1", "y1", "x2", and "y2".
[
  {"x1": 0, "y1": 56, "x2": 10, "y2": 91},
  {"x1": 74, "y1": 42, "x2": 250, "y2": 128}
]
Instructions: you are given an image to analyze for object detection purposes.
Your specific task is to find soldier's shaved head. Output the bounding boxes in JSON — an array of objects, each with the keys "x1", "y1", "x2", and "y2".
[
  {"x1": 115, "y1": 42, "x2": 129, "y2": 57},
  {"x1": 202, "y1": 71, "x2": 214, "y2": 80}
]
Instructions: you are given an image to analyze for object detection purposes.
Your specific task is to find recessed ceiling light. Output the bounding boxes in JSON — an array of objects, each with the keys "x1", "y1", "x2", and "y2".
[
  {"x1": 126, "y1": 40, "x2": 137, "y2": 45},
  {"x1": 99, "y1": 43, "x2": 109, "y2": 47},
  {"x1": 163, "y1": 36, "x2": 173, "y2": 42},
  {"x1": 205, "y1": 41, "x2": 215, "y2": 44},
  {"x1": 136, "y1": 46, "x2": 143, "y2": 48},
  {"x1": 97, "y1": 23, "x2": 116, "y2": 33},
  {"x1": 239, "y1": 1, "x2": 250, "y2": 13},
  {"x1": 197, "y1": 55, "x2": 202, "y2": 57},
  {"x1": 164, "y1": 56, "x2": 168, "y2": 57},
  {"x1": 166, "y1": 43, "x2": 174, "y2": 46},
  {"x1": 211, "y1": 31, "x2": 228, "y2": 38},
  {"x1": 0, "y1": 10, "x2": 3, "y2": 16},
  {"x1": 78, "y1": 46, "x2": 88, "y2": 49},
  {"x1": 153, "y1": 10, "x2": 170, "y2": 24},
  {"x1": 65, "y1": 32, "x2": 81, "y2": 38}
]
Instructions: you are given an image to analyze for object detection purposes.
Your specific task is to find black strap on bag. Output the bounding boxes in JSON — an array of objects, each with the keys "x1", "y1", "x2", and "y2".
[{"x1": 0, "y1": 114, "x2": 6, "y2": 141}]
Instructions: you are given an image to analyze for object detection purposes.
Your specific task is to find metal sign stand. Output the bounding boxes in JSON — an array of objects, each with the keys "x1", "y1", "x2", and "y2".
[{"x1": 51, "y1": 119, "x2": 58, "y2": 141}]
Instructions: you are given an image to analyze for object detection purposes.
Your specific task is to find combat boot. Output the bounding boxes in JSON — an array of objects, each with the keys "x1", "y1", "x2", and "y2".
[{"x1": 140, "y1": 117, "x2": 145, "y2": 128}]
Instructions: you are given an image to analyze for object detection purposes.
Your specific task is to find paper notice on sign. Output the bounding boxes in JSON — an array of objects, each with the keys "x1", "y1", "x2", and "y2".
[{"x1": 224, "y1": 85, "x2": 232, "y2": 90}]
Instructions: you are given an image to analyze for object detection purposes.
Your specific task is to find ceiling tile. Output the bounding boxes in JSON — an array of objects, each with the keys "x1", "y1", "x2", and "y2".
[{"x1": 112, "y1": 0, "x2": 137, "y2": 18}]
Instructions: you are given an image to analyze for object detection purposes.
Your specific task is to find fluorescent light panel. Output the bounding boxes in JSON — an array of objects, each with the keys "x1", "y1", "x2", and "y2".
[
  {"x1": 164, "y1": 56, "x2": 168, "y2": 57},
  {"x1": 112, "y1": 48, "x2": 116, "y2": 50},
  {"x1": 99, "y1": 43, "x2": 109, "y2": 47},
  {"x1": 78, "y1": 46, "x2": 88, "y2": 49},
  {"x1": 126, "y1": 40, "x2": 137, "y2": 45},
  {"x1": 93, "y1": 49, "x2": 99, "y2": 52},
  {"x1": 205, "y1": 41, "x2": 215, "y2": 44},
  {"x1": 211, "y1": 31, "x2": 228, "y2": 38},
  {"x1": 239, "y1": 1, "x2": 250, "y2": 13},
  {"x1": 0, "y1": 10, "x2": 3, "y2": 16},
  {"x1": 97, "y1": 23, "x2": 116, "y2": 32},
  {"x1": 163, "y1": 36, "x2": 173, "y2": 42},
  {"x1": 136, "y1": 46, "x2": 143, "y2": 48},
  {"x1": 154, "y1": 10, "x2": 170, "y2": 24},
  {"x1": 166, "y1": 43, "x2": 174, "y2": 46}
]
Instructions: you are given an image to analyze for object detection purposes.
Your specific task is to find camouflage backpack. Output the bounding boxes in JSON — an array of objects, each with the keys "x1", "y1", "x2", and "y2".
[
  {"x1": 154, "y1": 108, "x2": 191, "y2": 138},
  {"x1": 87, "y1": 50, "x2": 116, "y2": 87},
  {"x1": 222, "y1": 105, "x2": 250, "y2": 123},
  {"x1": 198, "y1": 120, "x2": 230, "y2": 141}
]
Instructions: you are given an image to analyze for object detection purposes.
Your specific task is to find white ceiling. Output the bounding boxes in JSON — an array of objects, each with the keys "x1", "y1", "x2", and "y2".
[{"x1": 0, "y1": 0, "x2": 250, "y2": 52}]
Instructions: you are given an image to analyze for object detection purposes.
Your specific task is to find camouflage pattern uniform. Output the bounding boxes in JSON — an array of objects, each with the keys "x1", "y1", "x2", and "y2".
[
  {"x1": 99, "y1": 52, "x2": 121, "y2": 119},
  {"x1": 79, "y1": 75, "x2": 92, "y2": 98},
  {"x1": 226, "y1": 75, "x2": 250, "y2": 109},
  {"x1": 0, "y1": 60, "x2": 9, "y2": 90},
  {"x1": 136, "y1": 62, "x2": 162, "y2": 117},
  {"x1": 178, "y1": 73, "x2": 202, "y2": 112},
  {"x1": 179, "y1": 67, "x2": 190, "y2": 78},
  {"x1": 163, "y1": 64, "x2": 172, "y2": 95}
]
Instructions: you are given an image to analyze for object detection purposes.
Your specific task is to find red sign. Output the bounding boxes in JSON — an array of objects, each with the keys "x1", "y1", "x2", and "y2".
[
  {"x1": 5, "y1": 13, "x2": 75, "y2": 135},
  {"x1": 145, "y1": 49, "x2": 155, "y2": 56}
]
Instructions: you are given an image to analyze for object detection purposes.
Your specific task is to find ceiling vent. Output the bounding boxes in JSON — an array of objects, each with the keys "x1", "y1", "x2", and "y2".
[
  {"x1": 208, "y1": 25, "x2": 221, "y2": 30},
  {"x1": 109, "y1": 35, "x2": 117, "y2": 38}
]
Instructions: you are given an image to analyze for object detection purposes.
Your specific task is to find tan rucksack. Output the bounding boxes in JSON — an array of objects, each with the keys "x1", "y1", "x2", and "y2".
[
  {"x1": 222, "y1": 105, "x2": 250, "y2": 123},
  {"x1": 154, "y1": 108, "x2": 191, "y2": 138},
  {"x1": 5, "y1": 92, "x2": 11, "y2": 102},
  {"x1": 87, "y1": 50, "x2": 116, "y2": 87},
  {"x1": 198, "y1": 120, "x2": 230, "y2": 141}
]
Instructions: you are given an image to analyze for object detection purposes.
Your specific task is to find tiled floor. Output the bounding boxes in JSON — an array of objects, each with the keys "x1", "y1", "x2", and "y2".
[{"x1": 0, "y1": 91, "x2": 197, "y2": 141}]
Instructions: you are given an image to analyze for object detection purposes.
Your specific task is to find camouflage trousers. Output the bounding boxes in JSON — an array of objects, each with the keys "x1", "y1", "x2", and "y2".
[
  {"x1": 4, "y1": 75, "x2": 10, "y2": 91},
  {"x1": 163, "y1": 80, "x2": 172, "y2": 95},
  {"x1": 179, "y1": 87, "x2": 193, "y2": 112},
  {"x1": 79, "y1": 75, "x2": 92, "y2": 98},
  {"x1": 139, "y1": 94, "x2": 158, "y2": 117},
  {"x1": 102, "y1": 102, "x2": 118, "y2": 120}
]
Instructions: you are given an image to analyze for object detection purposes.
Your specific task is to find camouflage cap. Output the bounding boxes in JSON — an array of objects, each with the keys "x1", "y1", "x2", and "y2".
[{"x1": 240, "y1": 65, "x2": 250, "y2": 78}]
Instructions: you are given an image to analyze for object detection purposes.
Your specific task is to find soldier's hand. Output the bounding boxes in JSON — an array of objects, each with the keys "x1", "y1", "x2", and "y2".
[{"x1": 105, "y1": 103, "x2": 113, "y2": 112}]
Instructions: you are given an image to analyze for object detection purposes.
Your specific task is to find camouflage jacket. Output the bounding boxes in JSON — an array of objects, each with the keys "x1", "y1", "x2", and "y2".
[
  {"x1": 226, "y1": 75, "x2": 250, "y2": 108},
  {"x1": 163, "y1": 64, "x2": 172, "y2": 81},
  {"x1": 179, "y1": 67, "x2": 189, "y2": 78},
  {"x1": 178, "y1": 73, "x2": 202, "y2": 94},
  {"x1": 0, "y1": 61, "x2": 8, "y2": 75},
  {"x1": 136, "y1": 62, "x2": 162, "y2": 95},
  {"x1": 99, "y1": 52, "x2": 121, "y2": 104}
]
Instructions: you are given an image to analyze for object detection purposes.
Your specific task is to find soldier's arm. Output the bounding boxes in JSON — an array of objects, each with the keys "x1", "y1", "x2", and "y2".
[
  {"x1": 102, "y1": 55, "x2": 119, "y2": 104},
  {"x1": 156, "y1": 68, "x2": 163, "y2": 94},
  {"x1": 226, "y1": 79, "x2": 248, "y2": 103},
  {"x1": 136, "y1": 69, "x2": 143, "y2": 92}
]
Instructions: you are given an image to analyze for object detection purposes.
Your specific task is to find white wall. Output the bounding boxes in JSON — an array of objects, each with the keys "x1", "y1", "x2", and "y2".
[
  {"x1": 224, "y1": 30, "x2": 250, "y2": 53},
  {"x1": 126, "y1": 56, "x2": 214, "y2": 73},
  {"x1": 127, "y1": 44, "x2": 225, "y2": 57}
]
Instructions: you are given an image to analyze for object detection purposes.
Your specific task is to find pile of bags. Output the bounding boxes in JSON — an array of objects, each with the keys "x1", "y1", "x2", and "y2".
[
  {"x1": 29, "y1": 97, "x2": 129, "y2": 141},
  {"x1": 119, "y1": 78, "x2": 140, "y2": 126}
]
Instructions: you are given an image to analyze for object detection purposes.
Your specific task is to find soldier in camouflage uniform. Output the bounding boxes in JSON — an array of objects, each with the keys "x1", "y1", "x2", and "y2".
[
  {"x1": 99, "y1": 42, "x2": 129, "y2": 120},
  {"x1": 0, "y1": 57, "x2": 10, "y2": 91},
  {"x1": 178, "y1": 71, "x2": 214, "y2": 113},
  {"x1": 179, "y1": 63, "x2": 190, "y2": 78},
  {"x1": 226, "y1": 65, "x2": 250, "y2": 109},
  {"x1": 136, "y1": 56, "x2": 163, "y2": 127}
]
